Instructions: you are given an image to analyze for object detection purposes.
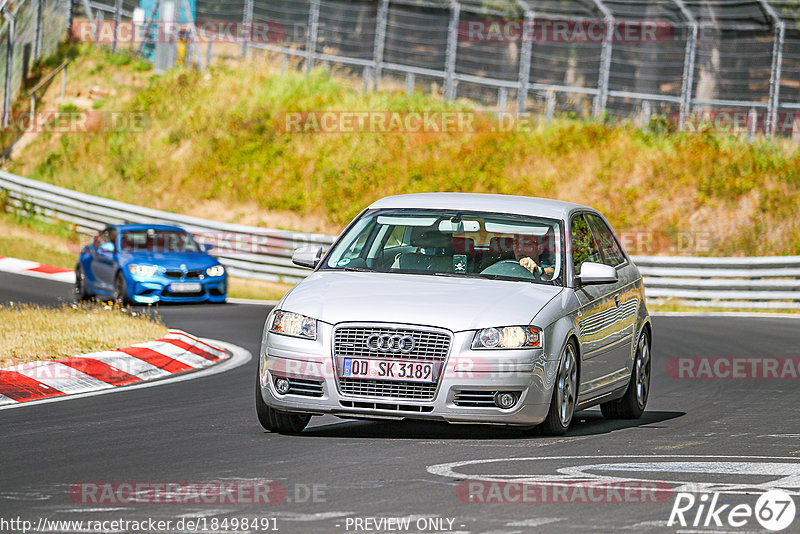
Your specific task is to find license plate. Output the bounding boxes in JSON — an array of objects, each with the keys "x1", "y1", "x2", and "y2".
[
  {"x1": 169, "y1": 282, "x2": 202, "y2": 293},
  {"x1": 341, "y1": 358, "x2": 436, "y2": 383}
]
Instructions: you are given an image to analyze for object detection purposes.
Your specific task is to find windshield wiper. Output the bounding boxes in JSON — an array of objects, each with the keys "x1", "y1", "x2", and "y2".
[
  {"x1": 433, "y1": 272, "x2": 481, "y2": 278},
  {"x1": 341, "y1": 266, "x2": 374, "y2": 272}
]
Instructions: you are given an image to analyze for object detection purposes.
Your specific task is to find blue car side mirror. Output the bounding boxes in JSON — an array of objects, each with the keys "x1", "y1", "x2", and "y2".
[
  {"x1": 203, "y1": 244, "x2": 214, "y2": 252},
  {"x1": 99, "y1": 242, "x2": 116, "y2": 253}
]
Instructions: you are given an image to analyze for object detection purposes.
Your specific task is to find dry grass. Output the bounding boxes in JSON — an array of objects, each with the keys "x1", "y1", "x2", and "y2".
[
  {"x1": 0, "y1": 212, "x2": 82, "y2": 268},
  {"x1": 0, "y1": 302, "x2": 168, "y2": 367},
  {"x1": 227, "y1": 277, "x2": 293, "y2": 301}
]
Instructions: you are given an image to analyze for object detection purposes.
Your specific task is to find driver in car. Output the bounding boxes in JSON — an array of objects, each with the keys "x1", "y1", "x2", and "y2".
[{"x1": 513, "y1": 234, "x2": 555, "y2": 279}]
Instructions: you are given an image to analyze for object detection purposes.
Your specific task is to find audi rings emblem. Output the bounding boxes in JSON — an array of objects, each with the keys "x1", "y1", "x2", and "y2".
[{"x1": 366, "y1": 334, "x2": 416, "y2": 354}]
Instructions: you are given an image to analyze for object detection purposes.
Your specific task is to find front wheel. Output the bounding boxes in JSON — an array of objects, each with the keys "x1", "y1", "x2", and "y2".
[
  {"x1": 74, "y1": 266, "x2": 91, "y2": 301},
  {"x1": 601, "y1": 329, "x2": 650, "y2": 419},
  {"x1": 255, "y1": 377, "x2": 311, "y2": 434},
  {"x1": 113, "y1": 272, "x2": 130, "y2": 306},
  {"x1": 540, "y1": 340, "x2": 578, "y2": 435}
]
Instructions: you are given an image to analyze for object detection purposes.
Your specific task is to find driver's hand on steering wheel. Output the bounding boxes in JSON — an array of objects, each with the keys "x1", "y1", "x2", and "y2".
[{"x1": 519, "y1": 257, "x2": 542, "y2": 275}]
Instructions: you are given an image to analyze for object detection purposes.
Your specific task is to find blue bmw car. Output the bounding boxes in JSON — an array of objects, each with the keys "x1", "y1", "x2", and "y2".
[{"x1": 75, "y1": 224, "x2": 227, "y2": 304}]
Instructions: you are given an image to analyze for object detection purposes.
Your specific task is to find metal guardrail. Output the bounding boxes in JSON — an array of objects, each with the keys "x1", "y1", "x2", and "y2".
[
  {"x1": 1, "y1": 170, "x2": 799, "y2": 308},
  {"x1": 631, "y1": 255, "x2": 800, "y2": 309},
  {"x1": 0, "y1": 170, "x2": 335, "y2": 283}
]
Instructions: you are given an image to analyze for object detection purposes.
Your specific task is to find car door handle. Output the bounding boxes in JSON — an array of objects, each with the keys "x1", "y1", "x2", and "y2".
[{"x1": 614, "y1": 295, "x2": 621, "y2": 307}]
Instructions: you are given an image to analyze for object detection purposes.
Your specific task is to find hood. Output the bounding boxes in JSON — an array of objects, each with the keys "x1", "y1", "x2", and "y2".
[
  {"x1": 281, "y1": 271, "x2": 563, "y2": 332},
  {"x1": 118, "y1": 251, "x2": 219, "y2": 270}
]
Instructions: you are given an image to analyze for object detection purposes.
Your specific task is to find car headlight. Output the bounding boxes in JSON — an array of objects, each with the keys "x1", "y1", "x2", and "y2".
[
  {"x1": 269, "y1": 310, "x2": 317, "y2": 340},
  {"x1": 128, "y1": 264, "x2": 158, "y2": 277},
  {"x1": 472, "y1": 326, "x2": 541, "y2": 349},
  {"x1": 206, "y1": 265, "x2": 225, "y2": 277}
]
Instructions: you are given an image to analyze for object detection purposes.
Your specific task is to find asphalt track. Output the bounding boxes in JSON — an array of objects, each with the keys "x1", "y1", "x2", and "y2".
[{"x1": 1, "y1": 270, "x2": 799, "y2": 533}]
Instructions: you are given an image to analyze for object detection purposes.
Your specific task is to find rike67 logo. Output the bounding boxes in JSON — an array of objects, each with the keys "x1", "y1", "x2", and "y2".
[{"x1": 669, "y1": 490, "x2": 796, "y2": 531}]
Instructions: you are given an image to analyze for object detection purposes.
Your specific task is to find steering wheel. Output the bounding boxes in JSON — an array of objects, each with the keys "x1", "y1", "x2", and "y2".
[{"x1": 480, "y1": 259, "x2": 538, "y2": 279}]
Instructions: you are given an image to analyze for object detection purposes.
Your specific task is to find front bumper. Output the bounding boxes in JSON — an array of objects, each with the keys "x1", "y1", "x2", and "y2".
[
  {"x1": 127, "y1": 274, "x2": 227, "y2": 304},
  {"x1": 258, "y1": 322, "x2": 560, "y2": 426}
]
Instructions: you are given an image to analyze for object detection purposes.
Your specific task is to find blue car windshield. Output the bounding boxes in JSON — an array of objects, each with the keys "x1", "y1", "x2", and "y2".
[
  {"x1": 322, "y1": 209, "x2": 564, "y2": 285},
  {"x1": 120, "y1": 231, "x2": 201, "y2": 253}
]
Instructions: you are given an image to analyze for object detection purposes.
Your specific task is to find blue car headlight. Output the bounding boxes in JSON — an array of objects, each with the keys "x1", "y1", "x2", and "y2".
[
  {"x1": 128, "y1": 264, "x2": 159, "y2": 277},
  {"x1": 206, "y1": 265, "x2": 225, "y2": 277}
]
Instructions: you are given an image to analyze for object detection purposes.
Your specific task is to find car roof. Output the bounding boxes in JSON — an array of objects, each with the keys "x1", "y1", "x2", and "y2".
[
  {"x1": 108, "y1": 224, "x2": 188, "y2": 233},
  {"x1": 367, "y1": 193, "x2": 593, "y2": 220}
]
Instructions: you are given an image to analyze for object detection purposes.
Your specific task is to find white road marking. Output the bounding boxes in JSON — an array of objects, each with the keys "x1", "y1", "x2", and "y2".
[
  {"x1": 505, "y1": 517, "x2": 562, "y2": 527},
  {"x1": 427, "y1": 455, "x2": 800, "y2": 495}
]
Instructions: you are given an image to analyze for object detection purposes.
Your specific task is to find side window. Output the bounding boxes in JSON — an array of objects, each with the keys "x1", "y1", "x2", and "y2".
[
  {"x1": 585, "y1": 214, "x2": 625, "y2": 267},
  {"x1": 570, "y1": 215, "x2": 602, "y2": 275}
]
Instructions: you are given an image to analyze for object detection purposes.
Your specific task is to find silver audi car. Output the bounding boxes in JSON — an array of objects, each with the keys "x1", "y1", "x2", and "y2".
[{"x1": 256, "y1": 193, "x2": 652, "y2": 435}]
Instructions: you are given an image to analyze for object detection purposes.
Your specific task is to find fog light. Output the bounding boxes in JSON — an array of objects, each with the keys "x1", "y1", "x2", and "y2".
[
  {"x1": 274, "y1": 377, "x2": 290, "y2": 395},
  {"x1": 494, "y1": 392, "x2": 518, "y2": 409}
]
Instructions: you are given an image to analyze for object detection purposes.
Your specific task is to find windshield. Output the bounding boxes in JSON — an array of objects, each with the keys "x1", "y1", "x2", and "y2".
[
  {"x1": 322, "y1": 209, "x2": 563, "y2": 285},
  {"x1": 120, "y1": 230, "x2": 201, "y2": 253}
]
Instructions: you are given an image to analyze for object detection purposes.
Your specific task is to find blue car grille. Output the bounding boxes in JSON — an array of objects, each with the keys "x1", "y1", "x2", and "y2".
[{"x1": 164, "y1": 269, "x2": 204, "y2": 279}]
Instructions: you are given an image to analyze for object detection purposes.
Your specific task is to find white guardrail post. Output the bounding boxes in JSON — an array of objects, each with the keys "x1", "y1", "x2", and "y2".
[{"x1": 1, "y1": 171, "x2": 799, "y2": 307}]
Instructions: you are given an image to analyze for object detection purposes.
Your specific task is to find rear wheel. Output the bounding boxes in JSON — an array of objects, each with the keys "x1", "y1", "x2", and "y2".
[
  {"x1": 601, "y1": 329, "x2": 650, "y2": 419},
  {"x1": 540, "y1": 340, "x2": 578, "y2": 436},
  {"x1": 255, "y1": 376, "x2": 311, "y2": 434},
  {"x1": 113, "y1": 272, "x2": 129, "y2": 305},
  {"x1": 74, "y1": 266, "x2": 91, "y2": 301}
]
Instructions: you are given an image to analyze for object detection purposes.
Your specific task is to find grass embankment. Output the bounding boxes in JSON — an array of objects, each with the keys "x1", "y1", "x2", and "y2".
[
  {"x1": 6, "y1": 45, "x2": 800, "y2": 255},
  {"x1": 0, "y1": 302, "x2": 168, "y2": 367}
]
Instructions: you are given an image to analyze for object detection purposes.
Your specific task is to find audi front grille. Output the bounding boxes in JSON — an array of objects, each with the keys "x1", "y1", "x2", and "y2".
[
  {"x1": 333, "y1": 325, "x2": 451, "y2": 402},
  {"x1": 334, "y1": 326, "x2": 450, "y2": 362}
]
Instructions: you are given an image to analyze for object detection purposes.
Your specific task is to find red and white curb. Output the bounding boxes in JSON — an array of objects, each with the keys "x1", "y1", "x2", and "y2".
[
  {"x1": 0, "y1": 256, "x2": 76, "y2": 283},
  {"x1": 0, "y1": 330, "x2": 230, "y2": 407}
]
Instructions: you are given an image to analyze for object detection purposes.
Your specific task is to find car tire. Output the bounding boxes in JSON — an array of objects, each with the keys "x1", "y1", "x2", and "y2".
[
  {"x1": 113, "y1": 272, "x2": 130, "y2": 306},
  {"x1": 74, "y1": 266, "x2": 91, "y2": 301},
  {"x1": 255, "y1": 377, "x2": 311, "y2": 434},
  {"x1": 601, "y1": 329, "x2": 650, "y2": 420},
  {"x1": 540, "y1": 339, "x2": 579, "y2": 436}
]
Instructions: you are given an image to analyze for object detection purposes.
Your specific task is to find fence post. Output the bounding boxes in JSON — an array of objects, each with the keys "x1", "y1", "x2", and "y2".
[
  {"x1": 444, "y1": 1, "x2": 460, "y2": 100},
  {"x1": 305, "y1": 0, "x2": 320, "y2": 72},
  {"x1": 112, "y1": 0, "x2": 122, "y2": 53},
  {"x1": 759, "y1": 0, "x2": 784, "y2": 138},
  {"x1": 2, "y1": 12, "x2": 14, "y2": 129},
  {"x1": 516, "y1": 1, "x2": 534, "y2": 115},
  {"x1": 591, "y1": 0, "x2": 613, "y2": 120},
  {"x1": 34, "y1": 0, "x2": 44, "y2": 61},
  {"x1": 372, "y1": 0, "x2": 389, "y2": 90},
  {"x1": 545, "y1": 89, "x2": 555, "y2": 124},
  {"x1": 672, "y1": 0, "x2": 697, "y2": 131},
  {"x1": 242, "y1": 0, "x2": 254, "y2": 58},
  {"x1": 81, "y1": 0, "x2": 97, "y2": 42}
]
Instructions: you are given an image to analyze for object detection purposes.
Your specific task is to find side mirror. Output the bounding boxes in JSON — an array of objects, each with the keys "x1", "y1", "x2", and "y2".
[
  {"x1": 292, "y1": 246, "x2": 323, "y2": 269},
  {"x1": 99, "y1": 241, "x2": 116, "y2": 253},
  {"x1": 575, "y1": 262, "x2": 618, "y2": 286},
  {"x1": 203, "y1": 243, "x2": 214, "y2": 252}
]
